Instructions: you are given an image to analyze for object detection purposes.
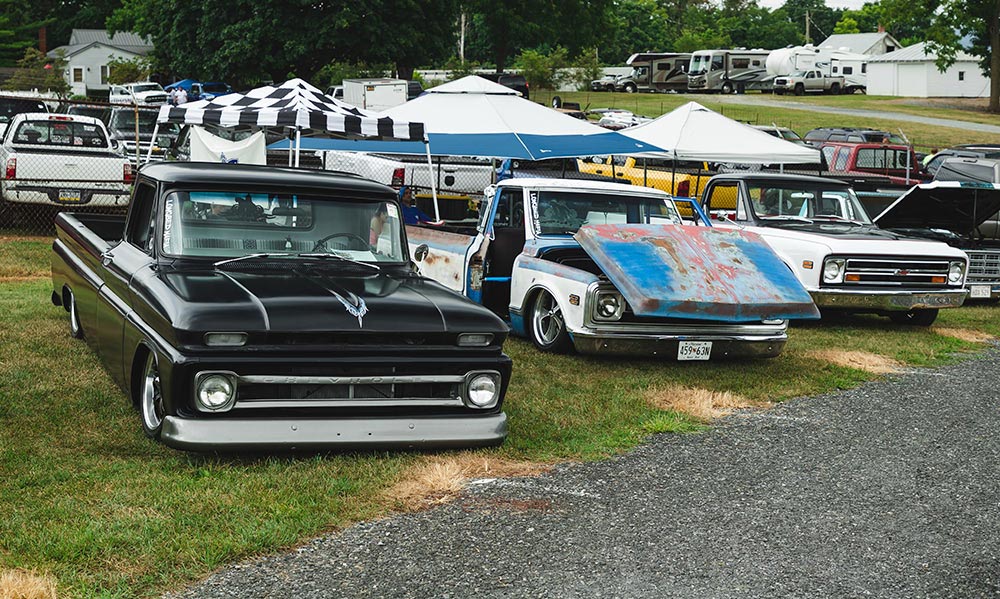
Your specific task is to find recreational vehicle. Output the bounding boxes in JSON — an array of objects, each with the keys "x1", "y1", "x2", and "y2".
[
  {"x1": 687, "y1": 49, "x2": 770, "y2": 93},
  {"x1": 617, "y1": 52, "x2": 692, "y2": 93}
]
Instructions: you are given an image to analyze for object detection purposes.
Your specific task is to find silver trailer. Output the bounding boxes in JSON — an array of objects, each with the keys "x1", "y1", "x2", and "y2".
[{"x1": 687, "y1": 49, "x2": 771, "y2": 93}]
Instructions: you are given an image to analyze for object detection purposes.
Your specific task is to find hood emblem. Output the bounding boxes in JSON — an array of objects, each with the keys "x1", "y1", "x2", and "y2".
[{"x1": 335, "y1": 293, "x2": 368, "y2": 328}]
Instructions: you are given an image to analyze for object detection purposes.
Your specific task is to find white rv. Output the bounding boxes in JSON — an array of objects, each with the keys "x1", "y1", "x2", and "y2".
[{"x1": 766, "y1": 45, "x2": 868, "y2": 93}]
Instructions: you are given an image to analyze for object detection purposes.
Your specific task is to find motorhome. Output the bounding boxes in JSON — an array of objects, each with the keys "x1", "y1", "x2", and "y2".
[
  {"x1": 687, "y1": 49, "x2": 770, "y2": 93},
  {"x1": 616, "y1": 52, "x2": 692, "y2": 93}
]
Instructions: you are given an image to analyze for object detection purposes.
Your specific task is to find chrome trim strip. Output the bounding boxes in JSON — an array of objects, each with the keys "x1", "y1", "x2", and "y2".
[
  {"x1": 238, "y1": 374, "x2": 466, "y2": 385},
  {"x1": 234, "y1": 398, "x2": 465, "y2": 409}
]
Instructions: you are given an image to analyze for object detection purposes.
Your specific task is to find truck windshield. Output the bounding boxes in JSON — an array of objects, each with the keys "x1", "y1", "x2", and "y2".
[
  {"x1": 746, "y1": 184, "x2": 872, "y2": 224},
  {"x1": 689, "y1": 54, "x2": 712, "y2": 75},
  {"x1": 131, "y1": 84, "x2": 163, "y2": 93},
  {"x1": 162, "y1": 191, "x2": 407, "y2": 263},
  {"x1": 532, "y1": 190, "x2": 681, "y2": 236}
]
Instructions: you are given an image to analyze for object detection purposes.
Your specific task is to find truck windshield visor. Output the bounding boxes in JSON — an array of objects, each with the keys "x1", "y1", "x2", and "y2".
[
  {"x1": 747, "y1": 184, "x2": 872, "y2": 223},
  {"x1": 532, "y1": 190, "x2": 681, "y2": 236},
  {"x1": 162, "y1": 190, "x2": 408, "y2": 263}
]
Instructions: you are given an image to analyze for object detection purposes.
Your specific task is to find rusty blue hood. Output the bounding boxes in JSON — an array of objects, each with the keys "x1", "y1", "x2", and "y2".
[{"x1": 574, "y1": 224, "x2": 819, "y2": 322}]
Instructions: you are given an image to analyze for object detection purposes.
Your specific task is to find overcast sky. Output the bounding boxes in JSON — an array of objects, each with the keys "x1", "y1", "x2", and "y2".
[{"x1": 759, "y1": 0, "x2": 868, "y2": 10}]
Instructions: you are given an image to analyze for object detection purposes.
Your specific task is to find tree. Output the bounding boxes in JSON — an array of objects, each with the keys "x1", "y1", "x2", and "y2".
[
  {"x1": 514, "y1": 46, "x2": 568, "y2": 90},
  {"x1": 781, "y1": 0, "x2": 842, "y2": 44},
  {"x1": 568, "y1": 47, "x2": 602, "y2": 91},
  {"x1": 5, "y1": 47, "x2": 69, "y2": 95},
  {"x1": 833, "y1": 16, "x2": 860, "y2": 34},
  {"x1": 106, "y1": 55, "x2": 150, "y2": 84}
]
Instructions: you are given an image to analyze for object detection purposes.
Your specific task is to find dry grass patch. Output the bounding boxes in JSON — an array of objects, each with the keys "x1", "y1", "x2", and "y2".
[
  {"x1": 809, "y1": 350, "x2": 902, "y2": 374},
  {"x1": 385, "y1": 454, "x2": 553, "y2": 511},
  {"x1": 0, "y1": 569, "x2": 57, "y2": 599},
  {"x1": 645, "y1": 385, "x2": 765, "y2": 422},
  {"x1": 932, "y1": 327, "x2": 995, "y2": 344}
]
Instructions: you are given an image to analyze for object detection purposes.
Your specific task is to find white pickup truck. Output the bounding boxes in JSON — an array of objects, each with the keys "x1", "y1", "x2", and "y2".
[
  {"x1": 109, "y1": 82, "x2": 169, "y2": 106},
  {"x1": 772, "y1": 70, "x2": 846, "y2": 95},
  {"x1": 323, "y1": 151, "x2": 494, "y2": 220},
  {"x1": 0, "y1": 113, "x2": 132, "y2": 211},
  {"x1": 406, "y1": 178, "x2": 820, "y2": 360},
  {"x1": 701, "y1": 173, "x2": 968, "y2": 325}
]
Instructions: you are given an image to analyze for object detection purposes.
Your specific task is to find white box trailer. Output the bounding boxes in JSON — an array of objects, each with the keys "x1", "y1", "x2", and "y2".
[{"x1": 342, "y1": 79, "x2": 408, "y2": 111}]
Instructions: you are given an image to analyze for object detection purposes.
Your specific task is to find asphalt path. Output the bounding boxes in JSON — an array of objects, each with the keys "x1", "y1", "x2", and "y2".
[
  {"x1": 171, "y1": 349, "x2": 1000, "y2": 598},
  {"x1": 709, "y1": 94, "x2": 1000, "y2": 135}
]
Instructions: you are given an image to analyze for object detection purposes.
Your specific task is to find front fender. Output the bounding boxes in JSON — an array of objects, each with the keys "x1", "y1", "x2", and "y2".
[{"x1": 510, "y1": 255, "x2": 598, "y2": 336}]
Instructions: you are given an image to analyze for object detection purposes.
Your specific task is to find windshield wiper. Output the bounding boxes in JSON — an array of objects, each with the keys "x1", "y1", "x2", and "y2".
[
  {"x1": 810, "y1": 216, "x2": 864, "y2": 225},
  {"x1": 759, "y1": 215, "x2": 814, "y2": 223},
  {"x1": 214, "y1": 253, "x2": 293, "y2": 268},
  {"x1": 298, "y1": 253, "x2": 381, "y2": 272}
]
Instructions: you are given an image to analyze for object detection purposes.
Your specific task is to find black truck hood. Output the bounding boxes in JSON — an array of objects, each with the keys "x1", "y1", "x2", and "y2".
[
  {"x1": 157, "y1": 266, "x2": 508, "y2": 335},
  {"x1": 873, "y1": 181, "x2": 1000, "y2": 235}
]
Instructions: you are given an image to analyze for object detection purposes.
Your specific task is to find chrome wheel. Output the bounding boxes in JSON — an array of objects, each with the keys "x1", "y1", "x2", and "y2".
[
  {"x1": 529, "y1": 291, "x2": 571, "y2": 352},
  {"x1": 68, "y1": 290, "x2": 83, "y2": 339},
  {"x1": 141, "y1": 352, "x2": 164, "y2": 438}
]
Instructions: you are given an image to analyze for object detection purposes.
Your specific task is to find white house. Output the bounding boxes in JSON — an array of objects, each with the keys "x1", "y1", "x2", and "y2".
[
  {"x1": 819, "y1": 31, "x2": 901, "y2": 56},
  {"x1": 47, "y1": 29, "x2": 153, "y2": 97},
  {"x1": 867, "y1": 41, "x2": 989, "y2": 98}
]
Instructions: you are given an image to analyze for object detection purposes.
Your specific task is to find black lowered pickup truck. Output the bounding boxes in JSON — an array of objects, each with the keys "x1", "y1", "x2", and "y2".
[{"x1": 51, "y1": 162, "x2": 511, "y2": 451}]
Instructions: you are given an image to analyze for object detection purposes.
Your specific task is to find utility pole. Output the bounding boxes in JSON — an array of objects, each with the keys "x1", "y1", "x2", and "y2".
[{"x1": 805, "y1": 10, "x2": 810, "y2": 44}]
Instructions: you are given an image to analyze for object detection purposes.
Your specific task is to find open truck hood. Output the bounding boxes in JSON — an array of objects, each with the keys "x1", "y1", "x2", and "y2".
[
  {"x1": 574, "y1": 224, "x2": 819, "y2": 322},
  {"x1": 873, "y1": 181, "x2": 1000, "y2": 235}
]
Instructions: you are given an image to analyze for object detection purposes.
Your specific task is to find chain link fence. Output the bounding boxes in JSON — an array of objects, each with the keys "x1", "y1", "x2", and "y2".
[{"x1": 0, "y1": 92, "x2": 938, "y2": 275}]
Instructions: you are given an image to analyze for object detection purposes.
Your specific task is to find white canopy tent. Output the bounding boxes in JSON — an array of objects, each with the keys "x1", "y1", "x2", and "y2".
[{"x1": 620, "y1": 101, "x2": 821, "y2": 164}]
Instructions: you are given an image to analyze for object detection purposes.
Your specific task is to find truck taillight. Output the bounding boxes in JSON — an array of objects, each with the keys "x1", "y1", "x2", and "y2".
[
  {"x1": 391, "y1": 167, "x2": 404, "y2": 187},
  {"x1": 123, "y1": 163, "x2": 134, "y2": 184},
  {"x1": 4, "y1": 158, "x2": 15, "y2": 180},
  {"x1": 676, "y1": 180, "x2": 690, "y2": 197}
]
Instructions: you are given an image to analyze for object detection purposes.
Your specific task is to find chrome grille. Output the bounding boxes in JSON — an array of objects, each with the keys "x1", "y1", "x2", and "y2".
[
  {"x1": 234, "y1": 374, "x2": 465, "y2": 409},
  {"x1": 839, "y1": 256, "x2": 953, "y2": 287},
  {"x1": 966, "y1": 250, "x2": 1000, "y2": 284}
]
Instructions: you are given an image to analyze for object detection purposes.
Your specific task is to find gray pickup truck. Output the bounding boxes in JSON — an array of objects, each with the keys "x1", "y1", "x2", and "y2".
[{"x1": 773, "y1": 70, "x2": 846, "y2": 95}]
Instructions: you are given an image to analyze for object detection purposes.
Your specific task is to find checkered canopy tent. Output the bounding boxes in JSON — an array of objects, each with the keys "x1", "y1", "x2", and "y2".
[{"x1": 155, "y1": 78, "x2": 425, "y2": 141}]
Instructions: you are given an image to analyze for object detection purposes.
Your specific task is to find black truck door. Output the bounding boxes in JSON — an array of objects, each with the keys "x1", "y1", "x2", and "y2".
[{"x1": 95, "y1": 182, "x2": 157, "y2": 387}]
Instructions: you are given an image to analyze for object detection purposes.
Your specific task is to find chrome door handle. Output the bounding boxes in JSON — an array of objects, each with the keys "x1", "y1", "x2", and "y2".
[{"x1": 100, "y1": 251, "x2": 113, "y2": 266}]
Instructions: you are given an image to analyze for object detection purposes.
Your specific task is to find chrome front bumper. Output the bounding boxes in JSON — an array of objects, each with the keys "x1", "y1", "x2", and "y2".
[
  {"x1": 810, "y1": 288, "x2": 968, "y2": 311},
  {"x1": 160, "y1": 413, "x2": 508, "y2": 451},
  {"x1": 570, "y1": 331, "x2": 787, "y2": 359}
]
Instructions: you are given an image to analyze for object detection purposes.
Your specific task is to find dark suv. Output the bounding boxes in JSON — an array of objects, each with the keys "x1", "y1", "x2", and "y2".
[
  {"x1": 804, "y1": 127, "x2": 905, "y2": 145},
  {"x1": 479, "y1": 73, "x2": 529, "y2": 99}
]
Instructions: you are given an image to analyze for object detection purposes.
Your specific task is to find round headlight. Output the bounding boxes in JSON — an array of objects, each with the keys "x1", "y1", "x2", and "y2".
[
  {"x1": 597, "y1": 294, "x2": 620, "y2": 318},
  {"x1": 466, "y1": 374, "x2": 498, "y2": 408},
  {"x1": 949, "y1": 262, "x2": 964, "y2": 283},
  {"x1": 823, "y1": 260, "x2": 843, "y2": 282},
  {"x1": 198, "y1": 374, "x2": 234, "y2": 410}
]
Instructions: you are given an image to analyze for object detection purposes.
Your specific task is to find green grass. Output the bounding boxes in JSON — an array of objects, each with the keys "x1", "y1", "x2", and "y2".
[
  {"x1": 536, "y1": 91, "x2": 1000, "y2": 152},
  {"x1": 1, "y1": 264, "x2": 997, "y2": 596},
  {"x1": 0, "y1": 237, "x2": 50, "y2": 278}
]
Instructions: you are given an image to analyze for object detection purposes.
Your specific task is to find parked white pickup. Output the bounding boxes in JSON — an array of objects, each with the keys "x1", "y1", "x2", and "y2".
[{"x1": 0, "y1": 113, "x2": 132, "y2": 209}]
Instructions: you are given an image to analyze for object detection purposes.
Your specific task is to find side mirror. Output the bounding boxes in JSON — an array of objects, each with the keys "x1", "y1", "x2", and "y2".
[{"x1": 414, "y1": 244, "x2": 429, "y2": 262}]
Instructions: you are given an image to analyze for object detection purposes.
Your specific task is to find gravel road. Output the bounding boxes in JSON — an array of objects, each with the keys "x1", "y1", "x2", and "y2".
[
  {"x1": 709, "y1": 94, "x2": 1000, "y2": 135},
  {"x1": 171, "y1": 350, "x2": 1000, "y2": 598}
]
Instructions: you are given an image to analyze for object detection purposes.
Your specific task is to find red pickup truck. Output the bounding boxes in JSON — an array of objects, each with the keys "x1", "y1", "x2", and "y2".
[{"x1": 819, "y1": 142, "x2": 927, "y2": 186}]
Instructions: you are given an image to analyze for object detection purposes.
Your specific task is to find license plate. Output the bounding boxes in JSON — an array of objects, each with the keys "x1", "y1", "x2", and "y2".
[
  {"x1": 678, "y1": 341, "x2": 712, "y2": 361},
  {"x1": 970, "y1": 285, "x2": 992, "y2": 299},
  {"x1": 57, "y1": 189, "x2": 81, "y2": 203}
]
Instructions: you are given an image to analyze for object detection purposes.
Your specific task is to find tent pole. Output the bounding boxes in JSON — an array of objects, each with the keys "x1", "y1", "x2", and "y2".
[
  {"x1": 294, "y1": 127, "x2": 301, "y2": 168},
  {"x1": 424, "y1": 138, "x2": 440, "y2": 222},
  {"x1": 671, "y1": 158, "x2": 677, "y2": 198},
  {"x1": 288, "y1": 130, "x2": 293, "y2": 167},
  {"x1": 694, "y1": 162, "x2": 702, "y2": 198},
  {"x1": 146, "y1": 122, "x2": 160, "y2": 164},
  {"x1": 643, "y1": 157, "x2": 647, "y2": 187}
]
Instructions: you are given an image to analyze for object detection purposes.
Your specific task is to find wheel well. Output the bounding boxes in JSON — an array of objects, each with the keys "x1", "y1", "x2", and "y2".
[
  {"x1": 130, "y1": 344, "x2": 152, "y2": 406},
  {"x1": 61, "y1": 285, "x2": 71, "y2": 311}
]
